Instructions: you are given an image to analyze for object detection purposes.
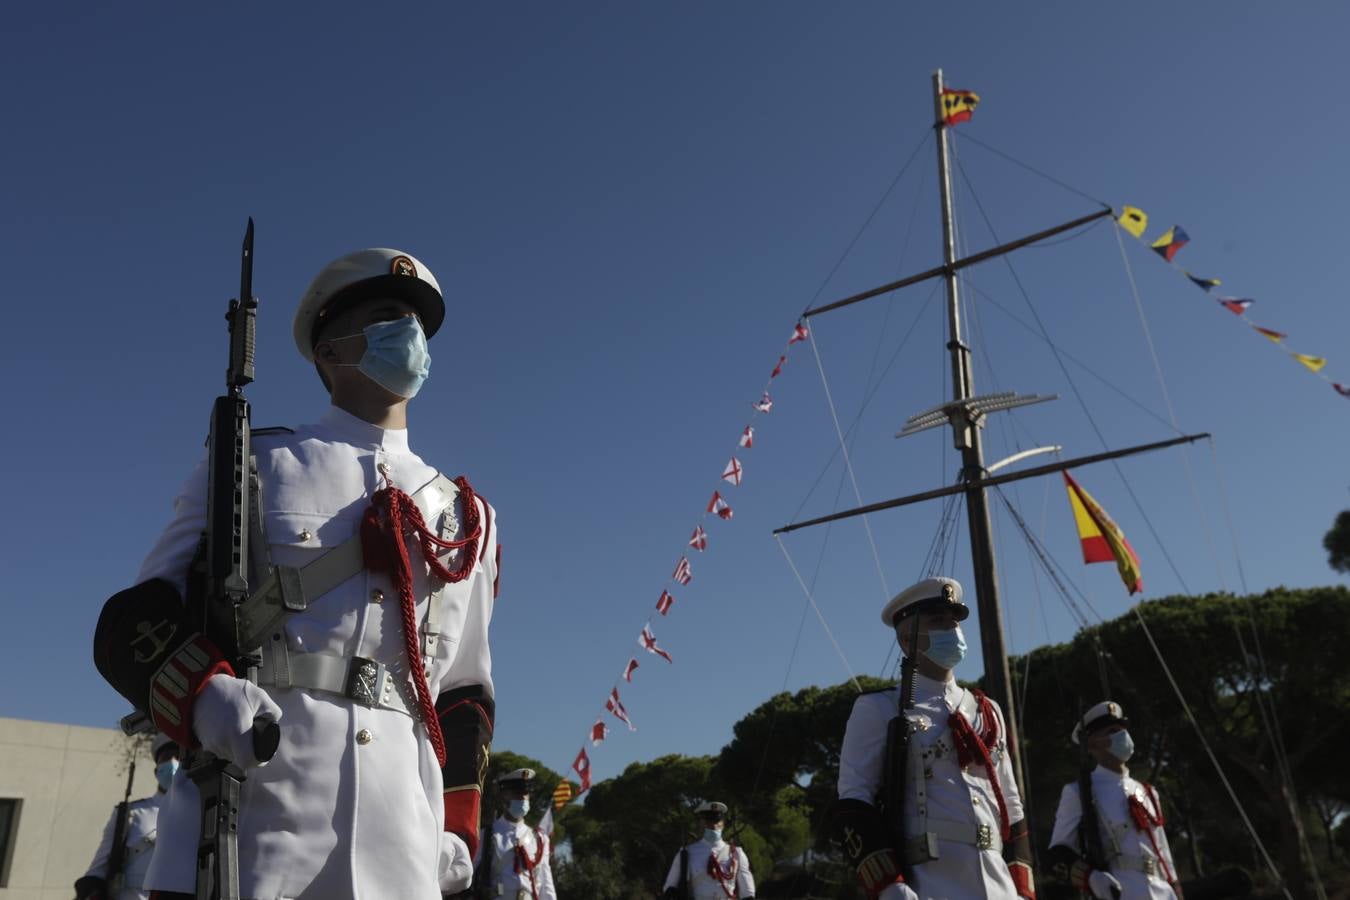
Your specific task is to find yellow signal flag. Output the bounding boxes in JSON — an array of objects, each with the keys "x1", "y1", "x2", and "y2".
[
  {"x1": 1064, "y1": 471, "x2": 1142, "y2": 596},
  {"x1": 1293, "y1": 353, "x2": 1327, "y2": 372},
  {"x1": 1252, "y1": 325, "x2": 1286, "y2": 345},
  {"x1": 552, "y1": 780, "x2": 573, "y2": 810},
  {"x1": 1118, "y1": 206, "x2": 1148, "y2": 239}
]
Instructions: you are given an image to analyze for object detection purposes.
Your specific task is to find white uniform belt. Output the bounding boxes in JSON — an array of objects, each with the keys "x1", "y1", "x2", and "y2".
[
  {"x1": 1111, "y1": 854, "x2": 1159, "y2": 876},
  {"x1": 255, "y1": 640, "x2": 415, "y2": 718},
  {"x1": 902, "y1": 817, "x2": 1003, "y2": 863}
]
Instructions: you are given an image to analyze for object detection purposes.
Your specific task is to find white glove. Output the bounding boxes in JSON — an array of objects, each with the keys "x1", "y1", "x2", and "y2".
[
  {"x1": 438, "y1": 831, "x2": 474, "y2": 894},
  {"x1": 1089, "y1": 869, "x2": 1122, "y2": 900},
  {"x1": 879, "y1": 882, "x2": 920, "y2": 900},
  {"x1": 193, "y1": 674, "x2": 283, "y2": 767}
]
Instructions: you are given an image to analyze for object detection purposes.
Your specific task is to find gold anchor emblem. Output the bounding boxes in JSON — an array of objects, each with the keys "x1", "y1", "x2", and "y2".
[
  {"x1": 131, "y1": 619, "x2": 178, "y2": 663},
  {"x1": 842, "y1": 826, "x2": 864, "y2": 860}
]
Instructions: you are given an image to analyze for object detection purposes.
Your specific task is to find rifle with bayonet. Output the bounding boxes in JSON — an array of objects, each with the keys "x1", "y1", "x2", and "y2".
[
  {"x1": 880, "y1": 614, "x2": 930, "y2": 875},
  {"x1": 105, "y1": 752, "x2": 137, "y2": 893},
  {"x1": 182, "y1": 218, "x2": 281, "y2": 900}
]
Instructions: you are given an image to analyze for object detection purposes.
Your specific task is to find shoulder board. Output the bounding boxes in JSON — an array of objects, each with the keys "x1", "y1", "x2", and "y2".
[{"x1": 252, "y1": 426, "x2": 296, "y2": 436}]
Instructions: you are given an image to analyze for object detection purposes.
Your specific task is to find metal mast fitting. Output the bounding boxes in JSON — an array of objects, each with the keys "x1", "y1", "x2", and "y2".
[{"x1": 896, "y1": 391, "x2": 1058, "y2": 442}]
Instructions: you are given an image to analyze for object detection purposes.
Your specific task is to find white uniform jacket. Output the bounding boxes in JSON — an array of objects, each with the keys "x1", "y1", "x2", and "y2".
[
  {"x1": 83, "y1": 793, "x2": 165, "y2": 899},
  {"x1": 1050, "y1": 766, "x2": 1179, "y2": 900},
  {"x1": 837, "y1": 673, "x2": 1023, "y2": 900},
  {"x1": 140, "y1": 407, "x2": 498, "y2": 900},
  {"x1": 478, "y1": 816, "x2": 556, "y2": 900},
  {"x1": 662, "y1": 838, "x2": 755, "y2": 899}
]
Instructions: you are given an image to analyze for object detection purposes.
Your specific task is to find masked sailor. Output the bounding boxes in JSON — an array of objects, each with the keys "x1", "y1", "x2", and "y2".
[
  {"x1": 93, "y1": 248, "x2": 500, "y2": 899},
  {"x1": 661, "y1": 801, "x2": 755, "y2": 900},
  {"x1": 1048, "y1": 702, "x2": 1182, "y2": 900},
  {"x1": 74, "y1": 734, "x2": 180, "y2": 900},
  {"x1": 473, "y1": 768, "x2": 556, "y2": 900},
  {"x1": 833, "y1": 577, "x2": 1035, "y2": 900}
]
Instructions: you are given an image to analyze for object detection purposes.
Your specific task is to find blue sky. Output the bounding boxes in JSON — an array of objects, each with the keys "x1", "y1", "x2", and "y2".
[{"x1": 2, "y1": 3, "x2": 1347, "y2": 788}]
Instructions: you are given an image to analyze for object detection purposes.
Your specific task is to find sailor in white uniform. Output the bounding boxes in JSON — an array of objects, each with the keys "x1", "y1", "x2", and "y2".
[
  {"x1": 1049, "y1": 702, "x2": 1182, "y2": 900},
  {"x1": 75, "y1": 734, "x2": 180, "y2": 900},
  {"x1": 833, "y1": 577, "x2": 1036, "y2": 900},
  {"x1": 93, "y1": 248, "x2": 500, "y2": 899},
  {"x1": 662, "y1": 801, "x2": 755, "y2": 899},
  {"x1": 476, "y1": 768, "x2": 556, "y2": 900}
]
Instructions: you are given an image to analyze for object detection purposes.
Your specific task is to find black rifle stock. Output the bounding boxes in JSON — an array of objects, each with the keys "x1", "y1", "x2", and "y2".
[
  {"x1": 881, "y1": 615, "x2": 923, "y2": 875},
  {"x1": 186, "y1": 219, "x2": 280, "y2": 900},
  {"x1": 1078, "y1": 737, "x2": 1119, "y2": 900}
]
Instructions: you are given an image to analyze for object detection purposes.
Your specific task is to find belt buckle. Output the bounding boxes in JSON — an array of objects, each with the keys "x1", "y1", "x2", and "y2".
[
  {"x1": 1143, "y1": 856, "x2": 1156, "y2": 877},
  {"x1": 346, "y1": 656, "x2": 387, "y2": 707},
  {"x1": 975, "y1": 824, "x2": 993, "y2": 851}
]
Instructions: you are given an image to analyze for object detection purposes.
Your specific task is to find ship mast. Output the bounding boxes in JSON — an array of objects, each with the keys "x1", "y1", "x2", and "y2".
[{"x1": 932, "y1": 65, "x2": 1025, "y2": 798}]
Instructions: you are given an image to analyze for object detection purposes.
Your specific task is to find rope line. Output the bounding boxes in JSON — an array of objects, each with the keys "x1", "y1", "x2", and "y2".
[{"x1": 776, "y1": 535, "x2": 861, "y2": 692}]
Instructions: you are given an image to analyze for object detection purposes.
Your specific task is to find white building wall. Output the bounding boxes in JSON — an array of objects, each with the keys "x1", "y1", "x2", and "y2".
[{"x1": 0, "y1": 717, "x2": 156, "y2": 900}]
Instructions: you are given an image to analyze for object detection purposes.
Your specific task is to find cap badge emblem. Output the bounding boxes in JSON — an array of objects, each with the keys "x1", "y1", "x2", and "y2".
[
  {"x1": 390, "y1": 255, "x2": 418, "y2": 278},
  {"x1": 942, "y1": 583, "x2": 954, "y2": 601}
]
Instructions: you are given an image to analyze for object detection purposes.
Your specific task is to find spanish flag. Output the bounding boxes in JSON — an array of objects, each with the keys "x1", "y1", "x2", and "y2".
[
  {"x1": 941, "y1": 89, "x2": 980, "y2": 125},
  {"x1": 1064, "y1": 471, "x2": 1143, "y2": 595},
  {"x1": 1150, "y1": 226, "x2": 1190, "y2": 262}
]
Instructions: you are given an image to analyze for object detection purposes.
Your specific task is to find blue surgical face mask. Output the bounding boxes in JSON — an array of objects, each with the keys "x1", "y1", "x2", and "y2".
[
  {"x1": 155, "y1": 759, "x2": 179, "y2": 792},
  {"x1": 508, "y1": 797, "x2": 530, "y2": 820},
  {"x1": 704, "y1": 828, "x2": 722, "y2": 843},
  {"x1": 332, "y1": 317, "x2": 431, "y2": 399},
  {"x1": 1108, "y1": 729, "x2": 1135, "y2": 763},
  {"x1": 922, "y1": 625, "x2": 967, "y2": 669}
]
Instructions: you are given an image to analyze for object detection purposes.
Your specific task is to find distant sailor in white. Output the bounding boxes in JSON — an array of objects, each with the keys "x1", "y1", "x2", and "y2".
[
  {"x1": 1048, "y1": 701, "x2": 1182, "y2": 900},
  {"x1": 476, "y1": 768, "x2": 557, "y2": 900},
  {"x1": 662, "y1": 801, "x2": 756, "y2": 899},
  {"x1": 834, "y1": 577, "x2": 1036, "y2": 900}
]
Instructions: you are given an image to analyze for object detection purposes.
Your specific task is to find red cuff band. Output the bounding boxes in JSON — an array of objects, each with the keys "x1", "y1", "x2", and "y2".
[
  {"x1": 147, "y1": 633, "x2": 233, "y2": 747},
  {"x1": 1009, "y1": 861, "x2": 1036, "y2": 900},
  {"x1": 444, "y1": 788, "x2": 483, "y2": 859}
]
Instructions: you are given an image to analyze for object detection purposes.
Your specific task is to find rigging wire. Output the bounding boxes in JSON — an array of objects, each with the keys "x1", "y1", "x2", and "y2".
[
  {"x1": 1112, "y1": 225, "x2": 1227, "y2": 590},
  {"x1": 954, "y1": 131, "x2": 1112, "y2": 211},
  {"x1": 807, "y1": 326, "x2": 891, "y2": 601},
  {"x1": 952, "y1": 156, "x2": 1193, "y2": 593},
  {"x1": 776, "y1": 535, "x2": 861, "y2": 692},
  {"x1": 962, "y1": 278, "x2": 1181, "y2": 434},
  {"x1": 797, "y1": 131, "x2": 933, "y2": 318}
]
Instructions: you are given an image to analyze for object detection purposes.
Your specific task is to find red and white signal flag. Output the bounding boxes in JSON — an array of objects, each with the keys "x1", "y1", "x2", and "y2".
[
  {"x1": 689, "y1": 525, "x2": 708, "y2": 551},
  {"x1": 722, "y1": 457, "x2": 743, "y2": 486},
  {"x1": 672, "y1": 556, "x2": 693, "y2": 585},
  {"x1": 770, "y1": 356, "x2": 786, "y2": 379},
  {"x1": 656, "y1": 590, "x2": 675, "y2": 615},
  {"x1": 606, "y1": 687, "x2": 635, "y2": 730},
  {"x1": 639, "y1": 625, "x2": 673, "y2": 663},
  {"x1": 573, "y1": 748, "x2": 592, "y2": 793},
  {"x1": 707, "y1": 491, "x2": 733, "y2": 521},
  {"x1": 591, "y1": 718, "x2": 608, "y2": 746},
  {"x1": 739, "y1": 426, "x2": 754, "y2": 448},
  {"x1": 623, "y1": 657, "x2": 639, "y2": 682},
  {"x1": 753, "y1": 392, "x2": 773, "y2": 413}
]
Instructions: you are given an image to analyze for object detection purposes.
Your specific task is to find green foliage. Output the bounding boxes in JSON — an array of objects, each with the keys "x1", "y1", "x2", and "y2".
[
  {"x1": 551, "y1": 853, "x2": 632, "y2": 900},
  {"x1": 1325, "y1": 510, "x2": 1350, "y2": 573},
  {"x1": 481, "y1": 748, "x2": 570, "y2": 837}
]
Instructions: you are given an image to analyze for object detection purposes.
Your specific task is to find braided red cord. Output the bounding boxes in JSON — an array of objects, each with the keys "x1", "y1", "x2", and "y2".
[
  {"x1": 1129, "y1": 788, "x2": 1175, "y2": 884},
  {"x1": 361, "y1": 476, "x2": 482, "y2": 768},
  {"x1": 706, "y1": 844, "x2": 739, "y2": 899},
  {"x1": 513, "y1": 831, "x2": 545, "y2": 900},
  {"x1": 949, "y1": 693, "x2": 1011, "y2": 841}
]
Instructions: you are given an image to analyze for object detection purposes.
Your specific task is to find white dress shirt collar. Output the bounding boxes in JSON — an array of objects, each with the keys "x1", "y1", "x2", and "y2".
[{"x1": 319, "y1": 405, "x2": 411, "y2": 452}]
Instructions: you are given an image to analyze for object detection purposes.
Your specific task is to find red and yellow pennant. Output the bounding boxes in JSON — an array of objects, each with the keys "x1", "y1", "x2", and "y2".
[
  {"x1": 1064, "y1": 471, "x2": 1142, "y2": 596},
  {"x1": 940, "y1": 88, "x2": 980, "y2": 125}
]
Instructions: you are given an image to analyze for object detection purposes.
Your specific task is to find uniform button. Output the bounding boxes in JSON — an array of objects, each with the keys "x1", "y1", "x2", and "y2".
[
  {"x1": 370, "y1": 589, "x2": 384, "y2": 603},
  {"x1": 377, "y1": 462, "x2": 391, "y2": 476},
  {"x1": 972, "y1": 796, "x2": 981, "y2": 805},
  {"x1": 299, "y1": 529, "x2": 313, "y2": 542},
  {"x1": 356, "y1": 729, "x2": 373, "y2": 745}
]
